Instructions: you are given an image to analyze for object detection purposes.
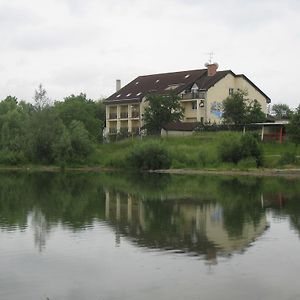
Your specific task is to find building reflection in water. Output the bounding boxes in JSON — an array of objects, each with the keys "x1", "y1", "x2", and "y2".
[
  {"x1": 104, "y1": 190, "x2": 268, "y2": 264},
  {"x1": 31, "y1": 208, "x2": 50, "y2": 252}
]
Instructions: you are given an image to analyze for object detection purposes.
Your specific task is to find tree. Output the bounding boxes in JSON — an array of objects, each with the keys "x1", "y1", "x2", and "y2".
[
  {"x1": 246, "y1": 99, "x2": 266, "y2": 123},
  {"x1": 222, "y1": 90, "x2": 265, "y2": 125},
  {"x1": 25, "y1": 108, "x2": 66, "y2": 163},
  {"x1": 222, "y1": 90, "x2": 248, "y2": 125},
  {"x1": 34, "y1": 84, "x2": 51, "y2": 110},
  {"x1": 54, "y1": 93, "x2": 104, "y2": 142},
  {"x1": 143, "y1": 92, "x2": 184, "y2": 134},
  {"x1": 69, "y1": 120, "x2": 92, "y2": 160},
  {"x1": 272, "y1": 103, "x2": 292, "y2": 119},
  {"x1": 0, "y1": 96, "x2": 29, "y2": 152},
  {"x1": 287, "y1": 105, "x2": 300, "y2": 147}
]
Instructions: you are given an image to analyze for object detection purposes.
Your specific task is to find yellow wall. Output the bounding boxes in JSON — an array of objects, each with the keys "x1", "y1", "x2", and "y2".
[
  {"x1": 181, "y1": 101, "x2": 197, "y2": 121},
  {"x1": 105, "y1": 74, "x2": 269, "y2": 132},
  {"x1": 207, "y1": 73, "x2": 269, "y2": 124},
  {"x1": 106, "y1": 103, "x2": 142, "y2": 133}
]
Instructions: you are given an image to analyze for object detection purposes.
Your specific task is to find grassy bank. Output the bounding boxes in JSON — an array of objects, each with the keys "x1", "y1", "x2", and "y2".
[
  {"x1": 1, "y1": 132, "x2": 300, "y2": 172},
  {"x1": 90, "y1": 132, "x2": 300, "y2": 170}
]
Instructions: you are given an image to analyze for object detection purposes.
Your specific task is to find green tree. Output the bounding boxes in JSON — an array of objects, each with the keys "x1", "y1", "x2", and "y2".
[
  {"x1": 0, "y1": 96, "x2": 29, "y2": 152},
  {"x1": 272, "y1": 103, "x2": 292, "y2": 119},
  {"x1": 222, "y1": 90, "x2": 248, "y2": 125},
  {"x1": 143, "y1": 92, "x2": 184, "y2": 134},
  {"x1": 25, "y1": 108, "x2": 66, "y2": 163},
  {"x1": 222, "y1": 90, "x2": 265, "y2": 125},
  {"x1": 246, "y1": 99, "x2": 266, "y2": 123},
  {"x1": 69, "y1": 120, "x2": 92, "y2": 161},
  {"x1": 53, "y1": 125, "x2": 72, "y2": 164},
  {"x1": 287, "y1": 105, "x2": 300, "y2": 147},
  {"x1": 54, "y1": 94, "x2": 104, "y2": 142},
  {"x1": 34, "y1": 84, "x2": 51, "y2": 110}
]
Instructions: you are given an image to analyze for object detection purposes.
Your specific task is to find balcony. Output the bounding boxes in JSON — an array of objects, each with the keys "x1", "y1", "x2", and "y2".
[
  {"x1": 131, "y1": 111, "x2": 140, "y2": 118},
  {"x1": 120, "y1": 112, "x2": 128, "y2": 119},
  {"x1": 109, "y1": 128, "x2": 117, "y2": 134},
  {"x1": 109, "y1": 113, "x2": 117, "y2": 120},
  {"x1": 120, "y1": 127, "x2": 128, "y2": 134},
  {"x1": 131, "y1": 127, "x2": 140, "y2": 135},
  {"x1": 181, "y1": 91, "x2": 206, "y2": 100}
]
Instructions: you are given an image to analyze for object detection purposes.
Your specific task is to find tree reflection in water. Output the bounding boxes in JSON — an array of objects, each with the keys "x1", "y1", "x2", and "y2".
[{"x1": 0, "y1": 172, "x2": 300, "y2": 262}]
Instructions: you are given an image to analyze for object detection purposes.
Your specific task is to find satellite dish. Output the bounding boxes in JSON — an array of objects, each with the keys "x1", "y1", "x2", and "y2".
[
  {"x1": 205, "y1": 62, "x2": 209, "y2": 67},
  {"x1": 213, "y1": 62, "x2": 219, "y2": 68}
]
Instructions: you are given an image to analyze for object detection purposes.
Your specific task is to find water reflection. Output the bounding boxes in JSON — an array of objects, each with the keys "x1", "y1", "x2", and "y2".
[
  {"x1": 0, "y1": 172, "x2": 300, "y2": 262},
  {"x1": 104, "y1": 190, "x2": 267, "y2": 263}
]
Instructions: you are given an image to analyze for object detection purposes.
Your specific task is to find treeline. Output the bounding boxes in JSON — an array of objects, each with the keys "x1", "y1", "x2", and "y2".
[{"x1": 0, "y1": 85, "x2": 105, "y2": 165}]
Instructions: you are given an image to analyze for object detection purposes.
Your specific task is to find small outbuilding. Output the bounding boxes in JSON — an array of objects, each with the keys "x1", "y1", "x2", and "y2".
[
  {"x1": 161, "y1": 122, "x2": 198, "y2": 136},
  {"x1": 254, "y1": 120, "x2": 289, "y2": 143}
]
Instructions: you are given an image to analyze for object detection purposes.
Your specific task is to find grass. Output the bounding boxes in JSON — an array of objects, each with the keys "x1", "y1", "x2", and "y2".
[
  {"x1": 3, "y1": 132, "x2": 298, "y2": 171},
  {"x1": 87, "y1": 132, "x2": 300, "y2": 170}
]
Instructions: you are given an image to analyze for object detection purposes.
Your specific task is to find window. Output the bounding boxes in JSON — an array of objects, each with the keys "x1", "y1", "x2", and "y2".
[
  {"x1": 165, "y1": 84, "x2": 181, "y2": 90},
  {"x1": 229, "y1": 88, "x2": 234, "y2": 95},
  {"x1": 192, "y1": 101, "x2": 197, "y2": 110}
]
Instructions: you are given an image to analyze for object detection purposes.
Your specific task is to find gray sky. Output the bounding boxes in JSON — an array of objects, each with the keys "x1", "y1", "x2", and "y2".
[{"x1": 0, "y1": 0, "x2": 299, "y2": 107}]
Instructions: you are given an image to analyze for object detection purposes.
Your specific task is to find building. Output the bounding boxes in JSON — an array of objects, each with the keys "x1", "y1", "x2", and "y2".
[{"x1": 104, "y1": 63, "x2": 271, "y2": 135}]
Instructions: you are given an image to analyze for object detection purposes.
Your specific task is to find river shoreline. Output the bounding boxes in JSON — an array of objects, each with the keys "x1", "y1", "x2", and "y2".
[{"x1": 1, "y1": 165, "x2": 300, "y2": 177}]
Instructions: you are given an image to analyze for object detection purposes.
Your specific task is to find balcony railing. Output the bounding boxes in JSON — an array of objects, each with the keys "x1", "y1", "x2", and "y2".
[
  {"x1": 109, "y1": 128, "x2": 117, "y2": 134},
  {"x1": 131, "y1": 127, "x2": 140, "y2": 135},
  {"x1": 120, "y1": 127, "x2": 128, "y2": 134},
  {"x1": 131, "y1": 111, "x2": 140, "y2": 118},
  {"x1": 181, "y1": 92, "x2": 206, "y2": 100},
  {"x1": 120, "y1": 112, "x2": 128, "y2": 119},
  {"x1": 109, "y1": 113, "x2": 117, "y2": 119}
]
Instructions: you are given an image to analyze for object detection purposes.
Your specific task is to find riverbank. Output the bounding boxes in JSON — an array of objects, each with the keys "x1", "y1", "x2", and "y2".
[
  {"x1": 1, "y1": 165, "x2": 300, "y2": 178},
  {"x1": 1, "y1": 134, "x2": 300, "y2": 176}
]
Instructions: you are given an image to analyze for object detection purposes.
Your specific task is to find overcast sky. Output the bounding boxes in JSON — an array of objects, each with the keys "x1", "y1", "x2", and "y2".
[{"x1": 0, "y1": 0, "x2": 299, "y2": 107}]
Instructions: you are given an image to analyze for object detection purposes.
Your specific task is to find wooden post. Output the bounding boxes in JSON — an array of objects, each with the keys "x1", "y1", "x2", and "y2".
[
  {"x1": 116, "y1": 193, "x2": 121, "y2": 221},
  {"x1": 261, "y1": 125, "x2": 264, "y2": 141},
  {"x1": 105, "y1": 190, "x2": 110, "y2": 219},
  {"x1": 127, "y1": 194, "x2": 132, "y2": 222}
]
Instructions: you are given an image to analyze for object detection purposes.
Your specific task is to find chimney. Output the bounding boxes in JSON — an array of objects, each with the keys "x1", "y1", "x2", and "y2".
[
  {"x1": 116, "y1": 79, "x2": 121, "y2": 92},
  {"x1": 206, "y1": 63, "x2": 219, "y2": 77}
]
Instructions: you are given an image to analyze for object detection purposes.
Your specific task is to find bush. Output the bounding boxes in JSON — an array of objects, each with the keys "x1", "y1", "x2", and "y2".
[
  {"x1": 279, "y1": 152, "x2": 297, "y2": 165},
  {"x1": 237, "y1": 157, "x2": 258, "y2": 170},
  {"x1": 218, "y1": 133, "x2": 243, "y2": 164},
  {"x1": 0, "y1": 151, "x2": 27, "y2": 165},
  {"x1": 127, "y1": 141, "x2": 172, "y2": 170},
  {"x1": 69, "y1": 120, "x2": 93, "y2": 161},
  {"x1": 218, "y1": 133, "x2": 263, "y2": 167},
  {"x1": 240, "y1": 133, "x2": 264, "y2": 167}
]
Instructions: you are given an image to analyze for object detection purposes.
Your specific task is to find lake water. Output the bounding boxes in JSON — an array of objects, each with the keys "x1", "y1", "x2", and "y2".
[{"x1": 1, "y1": 172, "x2": 300, "y2": 300}]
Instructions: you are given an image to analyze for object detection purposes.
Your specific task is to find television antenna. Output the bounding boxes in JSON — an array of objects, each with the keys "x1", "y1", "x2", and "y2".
[{"x1": 205, "y1": 52, "x2": 214, "y2": 64}]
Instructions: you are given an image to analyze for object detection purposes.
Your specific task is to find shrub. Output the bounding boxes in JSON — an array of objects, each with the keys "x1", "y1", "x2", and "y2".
[
  {"x1": 127, "y1": 141, "x2": 172, "y2": 170},
  {"x1": 69, "y1": 120, "x2": 93, "y2": 161},
  {"x1": 218, "y1": 132, "x2": 263, "y2": 167},
  {"x1": 237, "y1": 157, "x2": 258, "y2": 170},
  {"x1": 240, "y1": 133, "x2": 264, "y2": 167},
  {"x1": 0, "y1": 151, "x2": 27, "y2": 165},
  {"x1": 218, "y1": 133, "x2": 243, "y2": 164},
  {"x1": 279, "y1": 152, "x2": 297, "y2": 165}
]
